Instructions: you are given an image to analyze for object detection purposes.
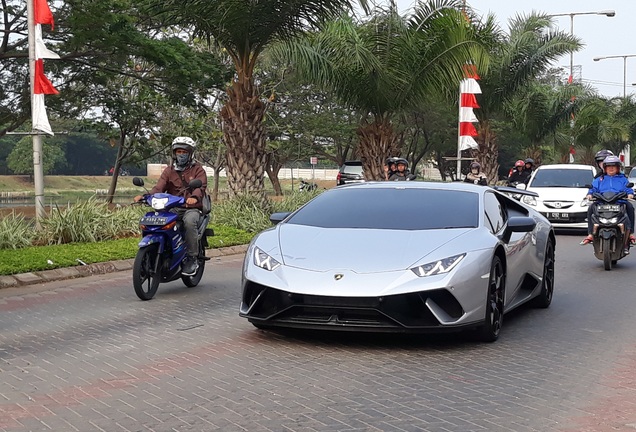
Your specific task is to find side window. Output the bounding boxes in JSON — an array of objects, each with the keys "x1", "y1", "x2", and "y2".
[{"x1": 484, "y1": 192, "x2": 506, "y2": 233}]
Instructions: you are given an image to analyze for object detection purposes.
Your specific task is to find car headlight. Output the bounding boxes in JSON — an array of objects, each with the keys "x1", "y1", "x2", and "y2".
[
  {"x1": 599, "y1": 217, "x2": 618, "y2": 224},
  {"x1": 151, "y1": 197, "x2": 169, "y2": 210},
  {"x1": 521, "y1": 196, "x2": 537, "y2": 206},
  {"x1": 253, "y1": 247, "x2": 281, "y2": 271},
  {"x1": 410, "y1": 254, "x2": 465, "y2": 277}
]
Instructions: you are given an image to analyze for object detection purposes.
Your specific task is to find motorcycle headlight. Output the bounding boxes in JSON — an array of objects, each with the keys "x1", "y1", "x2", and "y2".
[
  {"x1": 410, "y1": 254, "x2": 465, "y2": 277},
  {"x1": 522, "y1": 196, "x2": 536, "y2": 206},
  {"x1": 253, "y1": 247, "x2": 281, "y2": 271},
  {"x1": 599, "y1": 217, "x2": 618, "y2": 224},
  {"x1": 151, "y1": 197, "x2": 169, "y2": 210}
]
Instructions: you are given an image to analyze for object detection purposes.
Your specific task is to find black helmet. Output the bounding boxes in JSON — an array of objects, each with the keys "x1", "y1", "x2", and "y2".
[
  {"x1": 595, "y1": 149, "x2": 614, "y2": 163},
  {"x1": 395, "y1": 158, "x2": 408, "y2": 168},
  {"x1": 385, "y1": 156, "x2": 398, "y2": 166},
  {"x1": 524, "y1": 158, "x2": 534, "y2": 165},
  {"x1": 469, "y1": 161, "x2": 481, "y2": 170}
]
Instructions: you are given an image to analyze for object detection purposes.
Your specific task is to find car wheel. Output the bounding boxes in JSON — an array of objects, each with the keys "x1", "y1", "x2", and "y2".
[
  {"x1": 532, "y1": 239, "x2": 555, "y2": 308},
  {"x1": 477, "y1": 256, "x2": 505, "y2": 342}
]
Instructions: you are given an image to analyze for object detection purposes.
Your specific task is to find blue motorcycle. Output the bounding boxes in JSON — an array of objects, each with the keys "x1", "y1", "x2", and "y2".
[{"x1": 132, "y1": 177, "x2": 213, "y2": 300}]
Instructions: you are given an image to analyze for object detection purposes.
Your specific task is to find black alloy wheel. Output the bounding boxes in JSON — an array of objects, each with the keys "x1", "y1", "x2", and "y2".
[
  {"x1": 133, "y1": 244, "x2": 160, "y2": 300},
  {"x1": 477, "y1": 256, "x2": 505, "y2": 342}
]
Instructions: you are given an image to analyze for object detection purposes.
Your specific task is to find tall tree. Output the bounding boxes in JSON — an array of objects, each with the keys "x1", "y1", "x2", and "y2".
[
  {"x1": 146, "y1": 0, "x2": 369, "y2": 201},
  {"x1": 274, "y1": 0, "x2": 490, "y2": 180},
  {"x1": 473, "y1": 13, "x2": 581, "y2": 182}
]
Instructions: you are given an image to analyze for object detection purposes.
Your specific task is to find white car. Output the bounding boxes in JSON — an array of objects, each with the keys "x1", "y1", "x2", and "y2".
[{"x1": 519, "y1": 164, "x2": 596, "y2": 229}]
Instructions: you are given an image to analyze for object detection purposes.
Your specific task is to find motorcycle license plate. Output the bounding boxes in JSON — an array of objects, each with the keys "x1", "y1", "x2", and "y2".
[
  {"x1": 598, "y1": 204, "x2": 621, "y2": 212},
  {"x1": 546, "y1": 212, "x2": 569, "y2": 221},
  {"x1": 140, "y1": 216, "x2": 169, "y2": 225}
]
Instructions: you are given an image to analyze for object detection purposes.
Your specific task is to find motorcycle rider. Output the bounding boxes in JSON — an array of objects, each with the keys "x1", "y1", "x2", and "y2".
[
  {"x1": 134, "y1": 137, "x2": 208, "y2": 275},
  {"x1": 581, "y1": 155, "x2": 635, "y2": 251},
  {"x1": 464, "y1": 161, "x2": 488, "y2": 185},
  {"x1": 524, "y1": 158, "x2": 535, "y2": 176},
  {"x1": 389, "y1": 158, "x2": 412, "y2": 181},
  {"x1": 383, "y1": 157, "x2": 398, "y2": 180},
  {"x1": 507, "y1": 160, "x2": 529, "y2": 186},
  {"x1": 593, "y1": 149, "x2": 614, "y2": 179}
]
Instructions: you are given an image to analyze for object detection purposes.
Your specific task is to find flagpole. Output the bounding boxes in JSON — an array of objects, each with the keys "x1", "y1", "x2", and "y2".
[
  {"x1": 456, "y1": 83, "x2": 462, "y2": 180},
  {"x1": 27, "y1": 0, "x2": 46, "y2": 228}
]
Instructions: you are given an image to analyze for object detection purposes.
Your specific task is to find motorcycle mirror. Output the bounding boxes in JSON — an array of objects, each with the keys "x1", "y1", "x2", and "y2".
[
  {"x1": 407, "y1": 174, "x2": 417, "y2": 181},
  {"x1": 628, "y1": 182, "x2": 634, "y2": 188},
  {"x1": 133, "y1": 177, "x2": 145, "y2": 187},
  {"x1": 189, "y1": 179, "x2": 203, "y2": 189}
]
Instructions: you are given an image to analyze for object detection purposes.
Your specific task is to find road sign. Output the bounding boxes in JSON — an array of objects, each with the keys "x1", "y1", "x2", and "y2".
[{"x1": 310, "y1": 157, "x2": 318, "y2": 165}]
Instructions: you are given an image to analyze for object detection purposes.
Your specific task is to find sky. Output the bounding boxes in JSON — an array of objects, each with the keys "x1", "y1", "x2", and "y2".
[{"x1": 394, "y1": 0, "x2": 636, "y2": 98}]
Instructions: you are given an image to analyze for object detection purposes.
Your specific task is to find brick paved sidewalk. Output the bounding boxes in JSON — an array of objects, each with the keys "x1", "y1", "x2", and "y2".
[{"x1": 0, "y1": 245, "x2": 248, "y2": 290}]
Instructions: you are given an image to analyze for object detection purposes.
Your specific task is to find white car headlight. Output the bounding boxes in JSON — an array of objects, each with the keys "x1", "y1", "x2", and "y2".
[
  {"x1": 522, "y1": 196, "x2": 536, "y2": 206},
  {"x1": 151, "y1": 197, "x2": 169, "y2": 210},
  {"x1": 253, "y1": 247, "x2": 281, "y2": 271},
  {"x1": 410, "y1": 254, "x2": 465, "y2": 277}
]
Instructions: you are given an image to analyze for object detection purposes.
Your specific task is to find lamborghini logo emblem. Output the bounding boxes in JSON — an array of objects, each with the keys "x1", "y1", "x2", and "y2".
[{"x1": 334, "y1": 274, "x2": 344, "y2": 281}]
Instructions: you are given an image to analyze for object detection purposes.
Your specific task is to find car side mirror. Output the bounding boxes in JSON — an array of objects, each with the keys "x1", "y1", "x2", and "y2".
[
  {"x1": 507, "y1": 216, "x2": 536, "y2": 233},
  {"x1": 269, "y1": 212, "x2": 291, "y2": 225},
  {"x1": 133, "y1": 177, "x2": 144, "y2": 187},
  {"x1": 515, "y1": 183, "x2": 526, "y2": 190},
  {"x1": 189, "y1": 179, "x2": 203, "y2": 189}
]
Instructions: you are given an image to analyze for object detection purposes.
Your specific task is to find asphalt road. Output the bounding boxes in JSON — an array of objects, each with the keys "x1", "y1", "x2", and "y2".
[{"x1": 1, "y1": 233, "x2": 636, "y2": 432}]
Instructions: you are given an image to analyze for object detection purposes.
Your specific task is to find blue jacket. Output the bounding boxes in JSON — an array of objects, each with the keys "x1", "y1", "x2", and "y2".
[{"x1": 588, "y1": 173, "x2": 634, "y2": 196}]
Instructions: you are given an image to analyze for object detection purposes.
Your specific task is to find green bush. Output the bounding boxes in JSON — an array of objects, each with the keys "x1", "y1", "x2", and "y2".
[
  {"x1": 275, "y1": 190, "x2": 321, "y2": 213},
  {"x1": 212, "y1": 194, "x2": 274, "y2": 233},
  {"x1": 0, "y1": 211, "x2": 35, "y2": 249}
]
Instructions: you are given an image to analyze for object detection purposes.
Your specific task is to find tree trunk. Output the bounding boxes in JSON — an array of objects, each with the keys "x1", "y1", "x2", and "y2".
[
  {"x1": 265, "y1": 153, "x2": 283, "y2": 195},
  {"x1": 106, "y1": 132, "x2": 126, "y2": 204},
  {"x1": 220, "y1": 78, "x2": 268, "y2": 203},
  {"x1": 474, "y1": 121, "x2": 499, "y2": 184},
  {"x1": 211, "y1": 146, "x2": 224, "y2": 202},
  {"x1": 357, "y1": 115, "x2": 401, "y2": 181}
]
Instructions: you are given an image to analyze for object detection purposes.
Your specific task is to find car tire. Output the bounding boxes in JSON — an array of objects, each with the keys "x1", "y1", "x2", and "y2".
[
  {"x1": 532, "y1": 239, "x2": 555, "y2": 309},
  {"x1": 477, "y1": 256, "x2": 505, "y2": 342}
]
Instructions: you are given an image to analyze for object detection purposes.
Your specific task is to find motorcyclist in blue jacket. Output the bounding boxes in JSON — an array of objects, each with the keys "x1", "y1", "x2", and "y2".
[{"x1": 581, "y1": 155, "x2": 635, "y2": 249}]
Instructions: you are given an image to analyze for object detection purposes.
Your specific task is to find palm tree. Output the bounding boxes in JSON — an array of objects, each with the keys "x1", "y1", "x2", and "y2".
[
  {"x1": 572, "y1": 96, "x2": 633, "y2": 164},
  {"x1": 506, "y1": 80, "x2": 584, "y2": 164},
  {"x1": 273, "y1": 0, "x2": 490, "y2": 180},
  {"x1": 145, "y1": 0, "x2": 369, "y2": 199},
  {"x1": 474, "y1": 13, "x2": 581, "y2": 182}
]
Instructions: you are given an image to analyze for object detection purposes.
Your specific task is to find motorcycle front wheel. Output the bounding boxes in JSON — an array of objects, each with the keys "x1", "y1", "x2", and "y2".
[
  {"x1": 602, "y1": 238, "x2": 612, "y2": 271},
  {"x1": 133, "y1": 244, "x2": 161, "y2": 300}
]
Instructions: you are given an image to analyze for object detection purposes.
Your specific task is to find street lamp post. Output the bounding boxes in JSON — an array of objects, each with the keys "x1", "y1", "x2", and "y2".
[
  {"x1": 547, "y1": 10, "x2": 615, "y2": 82},
  {"x1": 594, "y1": 54, "x2": 636, "y2": 98}
]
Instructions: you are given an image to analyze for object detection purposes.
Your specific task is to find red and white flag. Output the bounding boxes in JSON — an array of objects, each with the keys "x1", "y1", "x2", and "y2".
[
  {"x1": 32, "y1": 0, "x2": 58, "y2": 136},
  {"x1": 458, "y1": 66, "x2": 481, "y2": 151}
]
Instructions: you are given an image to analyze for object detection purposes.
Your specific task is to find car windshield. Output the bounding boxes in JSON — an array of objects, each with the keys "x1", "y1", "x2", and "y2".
[
  {"x1": 342, "y1": 164, "x2": 363, "y2": 175},
  {"x1": 529, "y1": 169, "x2": 593, "y2": 188},
  {"x1": 286, "y1": 188, "x2": 479, "y2": 230}
]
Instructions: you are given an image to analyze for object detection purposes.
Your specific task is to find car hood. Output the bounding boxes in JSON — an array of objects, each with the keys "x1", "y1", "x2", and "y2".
[
  {"x1": 276, "y1": 224, "x2": 471, "y2": 273},
  {"x1": 526, "y1": 186, "x2": 588, "y2": 201}
]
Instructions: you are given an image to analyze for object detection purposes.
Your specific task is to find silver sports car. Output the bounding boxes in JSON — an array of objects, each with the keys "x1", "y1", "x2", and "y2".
[{"x1": 240, "y1": 182, "x2": 555, "y2": 342}]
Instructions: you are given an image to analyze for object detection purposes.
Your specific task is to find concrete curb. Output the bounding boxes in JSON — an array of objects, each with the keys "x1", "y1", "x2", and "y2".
[{"x1": 0, "y1": 245, "x2": 249, "y2": 289}]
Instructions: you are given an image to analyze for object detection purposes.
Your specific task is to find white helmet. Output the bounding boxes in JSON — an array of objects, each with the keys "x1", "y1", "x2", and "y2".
[
  {"x1": 172, "y1": 136, "x2": 196, "y2": 152},
  {"x1": 171, "y1": 136, "x2": 196, "y2": 169}
]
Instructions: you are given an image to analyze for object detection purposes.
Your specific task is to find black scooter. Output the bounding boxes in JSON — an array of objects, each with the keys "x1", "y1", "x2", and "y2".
[{"x1": 589, "y1": 190, "x2": 632, "y2": 271}]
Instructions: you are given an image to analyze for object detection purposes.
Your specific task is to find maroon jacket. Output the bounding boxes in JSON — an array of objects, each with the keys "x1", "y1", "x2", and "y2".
[{"x1": 150, "y1": 163, "x2": 208, "y2": 209}]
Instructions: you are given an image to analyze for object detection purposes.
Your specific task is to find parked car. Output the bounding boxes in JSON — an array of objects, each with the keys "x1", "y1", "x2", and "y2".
[
  {"x1": 240, "y1": 182, "x2": 555, "y2": 342},
  {"x1": 627, "y1": 167, "x2": 636, "y2": 185},
  {"x1": 519, "y1": 164, "x2": 596, "y2": 229},
  {"x1": 336, "y1": 160, "x2": 364, "y2": 185}
]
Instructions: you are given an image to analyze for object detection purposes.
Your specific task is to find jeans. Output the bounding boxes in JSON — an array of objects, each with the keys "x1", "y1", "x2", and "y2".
[
  {"x1": 587, "y1": 201, "x2": 635, "y2": 235},
  {"x1": 174, "y1": 208, "x2": 201, "y2": 257}
]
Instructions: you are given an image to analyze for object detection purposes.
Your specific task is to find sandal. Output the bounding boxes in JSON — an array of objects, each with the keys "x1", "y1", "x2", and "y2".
[{"x1": 580, "y1": 235, "x2": 593, "y2": 245}]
